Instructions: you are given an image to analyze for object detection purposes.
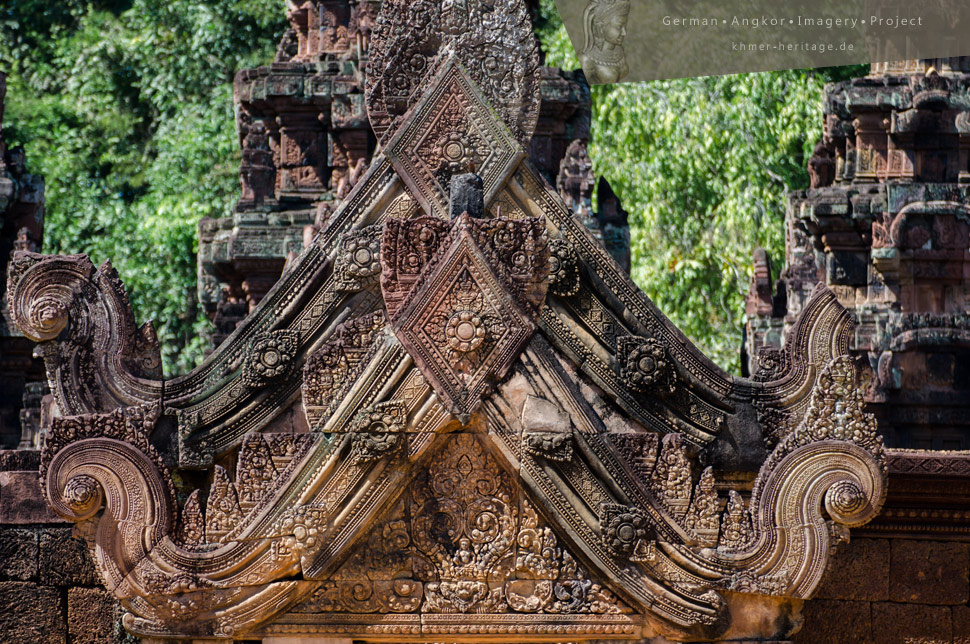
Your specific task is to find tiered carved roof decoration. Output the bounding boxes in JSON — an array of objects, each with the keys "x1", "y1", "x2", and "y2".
[
  {"x1": 201, "y1": 0, "x2": 595, "y2": 348},
  {"x1": 6, "y1": 1, "x2": 886, "y2": 641},
  {"x1": 0, "y1": 71, "x2": 47, "y2": 450},
  {"x1": 746, "y1": 58, "x2": 970, "y2": 451}
]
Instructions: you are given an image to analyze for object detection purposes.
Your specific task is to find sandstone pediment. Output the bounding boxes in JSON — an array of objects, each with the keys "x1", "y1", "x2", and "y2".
[{"x1": 3, "y1": 0, "x2": 887, "y2": 640}]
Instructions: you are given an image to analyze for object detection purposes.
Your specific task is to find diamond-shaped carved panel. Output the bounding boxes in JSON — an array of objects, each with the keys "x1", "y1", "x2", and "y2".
[
  {"x1": 383, "y1": 57, "x2": 525, "y2": 218},
  {"x1": 382, "y1": 214, "x2": 549, "y2": 419}
]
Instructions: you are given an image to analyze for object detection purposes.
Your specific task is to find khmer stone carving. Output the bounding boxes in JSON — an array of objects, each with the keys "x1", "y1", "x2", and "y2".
[
  {"x1": 381, "y1": 212, "x2": 549, "y2": 419},
  {"x1": 4, "y1": 0, "x2": 888, "y2": 640},
  {"x1": 651, "y1": 433, "x2": 693, "y2": 518},
  {"x1": 600, "y1": 503, "x2": 653, "y2": 559},
  {"x1": 548, "y1": 237, "x2": 582, "y2": 297},
  {"x1": 334, "y1": 225, "x2": 383, "y2": 292},
  {"x1": 365, "y1": 0, "x2": 540, "y2": 145},
  {"x1": 243, "y1": 329, "x2": 299, "y2": 387},
  {"x1": 617, "y1": 335, "x2": 672, "y2": 393},
  {"x1": 347, "y1": 400, "x2": 408, "y2": 463},
  {"x1": 579, "y1": 0, "x2": 630, "y2": 84}
]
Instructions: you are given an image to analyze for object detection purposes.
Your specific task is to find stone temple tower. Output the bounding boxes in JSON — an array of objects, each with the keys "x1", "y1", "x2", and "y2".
[{"x1": 746, "y1": 58, "x2": 970, "y2": 451}]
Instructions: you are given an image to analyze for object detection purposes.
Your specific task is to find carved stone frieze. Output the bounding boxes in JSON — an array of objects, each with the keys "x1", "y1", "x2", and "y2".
[
  {"x1": 285, "y1": 432, "x2": 635, "y2": 630},
  {"x1": 608, "y1": 432, "x2": 659, "y2": 481}
]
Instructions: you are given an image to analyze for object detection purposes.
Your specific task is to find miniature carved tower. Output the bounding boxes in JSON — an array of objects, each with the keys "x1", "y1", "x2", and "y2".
[
  {"x1": 199, "y1": 0, "x2": 604, "y2": 347},
  {"x1": 746, "y1": 58, "x2": 970, "y2": 451}
]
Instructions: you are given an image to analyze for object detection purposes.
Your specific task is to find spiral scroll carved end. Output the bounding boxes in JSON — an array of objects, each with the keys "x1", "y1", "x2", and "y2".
[
  {"x1": 7, "y1": 251, "x2": 94, "y2": 343},
  {"x1": 61, "y1": 473, "x2": 103, "y2": 521},
  {"x1": 824, "y1": 479, "x2": 877, "y2": 527}
]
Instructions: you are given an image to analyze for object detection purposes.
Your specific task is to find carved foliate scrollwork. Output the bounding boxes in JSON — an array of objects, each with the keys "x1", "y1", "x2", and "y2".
[
  {"x1": 302, "y1": 311, "x2": 387, "y2": 428},
  {"x1": 380, "y1": 57, "x2": 528, "y2": 217},
  {"x1": 548, "y1": 238, "x2": 581, "y2": 297},
  {"x1": 617, "y1": 335, "x2": 672, "y2": 393},
  {"x1": 348, "y1": 400, "x2": 408, "y2": 463},
  {"x1": 600, "y1": 503, "x2": 653, "y2": 560},
  {"x1": 411, "y1": 434, "x2": 516, "y2": 598},
  {"x1": 276, "y1": 505, "x2": 329, "y2": 558},
  {"x1": 523, "y1": 431, "x2": 574, "y2": 461},
  {"x1": 7, "y1": 251, "x2": 162, "y2": 414},
  {"x1": 292, "y1": 432, "x2": 634, "y2": 624}
]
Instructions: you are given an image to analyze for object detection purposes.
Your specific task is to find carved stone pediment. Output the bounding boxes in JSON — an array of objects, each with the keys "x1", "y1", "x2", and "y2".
[
  {"x1": 261, "y1": 432, "x2": 638, "y2": 639},
  {"x1": 3, "y1": 0, "x2": 888, "y2": 640},
  {"x1": 365, "y1": 0, "x2": 539, "y2": 146}
]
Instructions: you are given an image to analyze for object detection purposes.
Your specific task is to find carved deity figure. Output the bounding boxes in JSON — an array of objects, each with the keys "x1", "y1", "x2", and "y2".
[
  {"x1": 238, "y1": 116, "x2": 276, "y2": 209},
  {"x1": 579, "y1": 0, "x2": 630, "y2": 85}
]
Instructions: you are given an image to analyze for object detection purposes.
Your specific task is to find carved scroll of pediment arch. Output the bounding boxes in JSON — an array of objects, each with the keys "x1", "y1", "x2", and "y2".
[
  {"x1": 748, "y1": 283, "x2": 855, "y2": 447},
  {"x1": 35, "y1": 332, "x2": 451, "y2": 638},
  {"x1": 41, "y1": 404, "x2": 175, "y2": 594},
  {"x1": 6, "y1": 251, "x2": 163, "y2": 415}
]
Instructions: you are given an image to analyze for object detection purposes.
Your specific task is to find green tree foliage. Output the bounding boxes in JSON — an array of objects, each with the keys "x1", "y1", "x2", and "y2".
[
  {"x1": 1, "y1": 0, "x2": 285, "y2": 374},
  {"x1": 538, "y1": 0, "x2": 864, "y2": 371},
  {"x1": 3, "y1": 0, "x2": 863, "y2": 375}
]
